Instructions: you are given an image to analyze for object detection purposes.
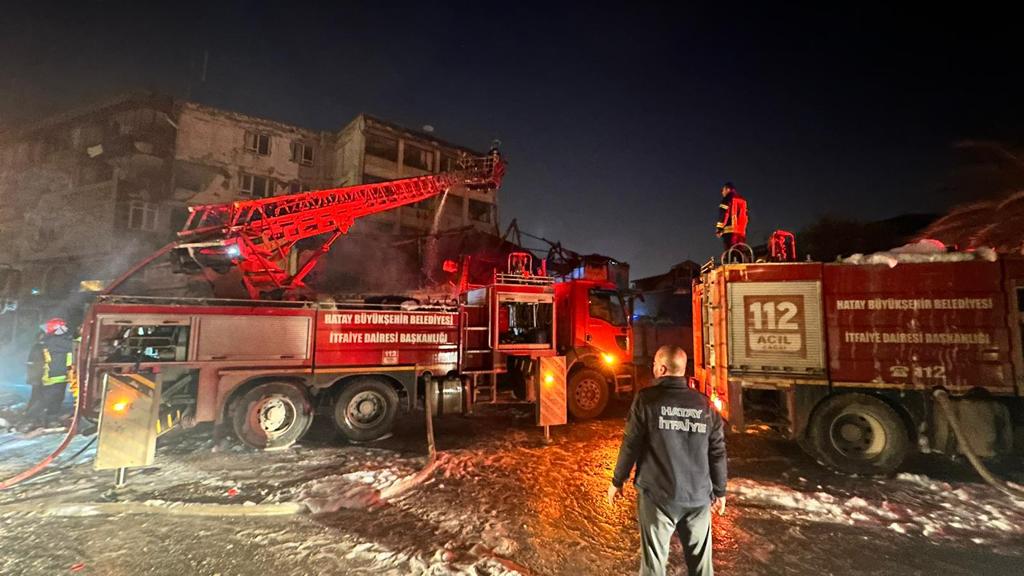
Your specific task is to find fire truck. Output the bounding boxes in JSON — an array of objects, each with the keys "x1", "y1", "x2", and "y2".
[
  {"x1": 76, "y1": 154, "x2": 633, "y2": 450},
  {"x1": 692, "y1": 255, "x2": 1024, "y2": 475}
]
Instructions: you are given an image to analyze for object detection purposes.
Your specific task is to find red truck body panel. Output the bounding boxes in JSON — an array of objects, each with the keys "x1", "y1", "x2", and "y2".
[
  {"x1": 693, "y1": 258, "x2": 1024, "y2": 401},
  {"x1": 823, "y1": 261, "x2": 1017, "y2": 393},
  {"x1": 313, "y1": 309, "x2": 459, "y2": 370},
  {"x1": 81, "y1": 300, "x2": 463, "y2": 417}
]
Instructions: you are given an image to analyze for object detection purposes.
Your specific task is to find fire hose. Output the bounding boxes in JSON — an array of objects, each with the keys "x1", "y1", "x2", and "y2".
[
  {"x1": 0, "y1": 392, "x2": 83, "y2": 490},
  {"x1": 932, "y1": 389, "x2": 1024, "y2": 499},
  {"x1": 0, "y1": 243, "x2": 178, "y2": 491}
]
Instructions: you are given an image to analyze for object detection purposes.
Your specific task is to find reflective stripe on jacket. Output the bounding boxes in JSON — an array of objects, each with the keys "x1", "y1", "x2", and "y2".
[
  {"x1": 41, "y1": 334, "x2": 74, "y2": 386},
  {"x1": 716, "y1": 191, "x2": 748, "y2": 235}
]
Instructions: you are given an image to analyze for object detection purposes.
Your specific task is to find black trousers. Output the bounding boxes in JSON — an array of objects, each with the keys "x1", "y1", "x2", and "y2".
[
  {"x1": 721, "y1": 233, "x2": 746, "y2": 250},
  {"x1": 22, "y1": 383, "x2": 66, "y2": 426}
]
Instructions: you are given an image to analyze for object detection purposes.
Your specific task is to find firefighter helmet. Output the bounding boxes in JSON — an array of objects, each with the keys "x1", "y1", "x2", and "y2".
[{"x1": 43, "y1": 317, "x2": 69, "y2": 336}]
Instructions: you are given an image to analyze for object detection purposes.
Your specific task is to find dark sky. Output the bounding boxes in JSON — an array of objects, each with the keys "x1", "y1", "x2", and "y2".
[{"x1": 1, "y1": 2, "x2": 1021, "y2": 277}]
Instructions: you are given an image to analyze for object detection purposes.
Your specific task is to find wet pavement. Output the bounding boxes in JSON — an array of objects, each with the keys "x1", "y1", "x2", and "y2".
[{"x1": 1, "y1": 401, "x2": 1022, "y2": 575}]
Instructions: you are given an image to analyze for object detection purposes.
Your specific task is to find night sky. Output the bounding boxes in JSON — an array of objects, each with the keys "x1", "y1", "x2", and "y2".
[{"x1": 1, "y1": 3, "x2": 1021, "y2": 277}]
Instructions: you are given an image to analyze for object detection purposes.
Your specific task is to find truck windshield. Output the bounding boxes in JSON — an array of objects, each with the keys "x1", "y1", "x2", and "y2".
[{"x1": 589, "y1": 289, "x2": 627, "y2": 327}]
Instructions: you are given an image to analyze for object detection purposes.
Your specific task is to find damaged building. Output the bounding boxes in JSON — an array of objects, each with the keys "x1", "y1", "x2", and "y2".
[{"x1": 0, "y1": 92, "x2": 500, "y2": 368}]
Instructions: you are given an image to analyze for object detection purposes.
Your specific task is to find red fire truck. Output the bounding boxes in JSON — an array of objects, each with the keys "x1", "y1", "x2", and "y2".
[
  {"x1": 76, "y1": 155, "x2": 633, "y2": 450},
  {"x1": 692, "y1": 255, "x2": 1024, "y2": 474}
]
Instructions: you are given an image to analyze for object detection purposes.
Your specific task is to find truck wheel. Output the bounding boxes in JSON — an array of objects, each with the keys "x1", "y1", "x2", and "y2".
[
  {"x1": 808, "y1": 393, "x2": 910, "y2": 475},
  {"x1": 231, "y1": 382, "x2": 313, "y2": 450},
  {"x1": 568, "y1": 368, "x2": 609, "y2": 420},
  {"x1": 332, "y1": 378, "x2": 399, "y2": 442}
]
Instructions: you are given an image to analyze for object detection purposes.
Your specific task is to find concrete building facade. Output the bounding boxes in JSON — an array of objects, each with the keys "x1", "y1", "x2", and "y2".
[{"x1": 0, "y1": 92, "x2": 499, "y2": 303}]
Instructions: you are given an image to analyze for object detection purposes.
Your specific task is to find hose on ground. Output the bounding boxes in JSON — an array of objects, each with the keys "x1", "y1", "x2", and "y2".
[
  {"x1": 1, "y1": 241, "x2": 179, "y2": 491},
  {"x1": 932, "y1": 389, "x2": 1024, "y2": 499},
  {"x1": 0, "y1": 391, "x2": 83, "y2": 490}
]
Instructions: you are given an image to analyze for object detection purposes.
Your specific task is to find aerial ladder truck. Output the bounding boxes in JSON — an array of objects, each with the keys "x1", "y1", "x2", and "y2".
[{"x1": 70, "y1": 151, "x2": 626, "y2": 463}]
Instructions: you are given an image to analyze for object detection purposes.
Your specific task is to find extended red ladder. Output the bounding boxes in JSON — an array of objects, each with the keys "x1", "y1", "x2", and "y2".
[{"x1": 175, "y1": 154, "x2": 504, "y2": 298}]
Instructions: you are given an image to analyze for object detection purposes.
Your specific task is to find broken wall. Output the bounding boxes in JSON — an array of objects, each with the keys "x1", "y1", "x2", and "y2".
[{"x1": 172, "y1": 103, "x2": 329, "y2": 206}]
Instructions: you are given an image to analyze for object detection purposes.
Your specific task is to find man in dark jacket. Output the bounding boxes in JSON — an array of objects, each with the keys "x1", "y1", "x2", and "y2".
[{"x1": 608, "y1": 345, "x2": 727, "y2": 576}]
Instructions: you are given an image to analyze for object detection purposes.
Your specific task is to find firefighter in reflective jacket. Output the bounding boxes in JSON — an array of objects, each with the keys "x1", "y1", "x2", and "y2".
[
  {"x1": 21, "y1": 318, "x2": 74, "y2": 429},
  {"x1": 715, "y1": 182, "x2": 748, "y2": 250}
]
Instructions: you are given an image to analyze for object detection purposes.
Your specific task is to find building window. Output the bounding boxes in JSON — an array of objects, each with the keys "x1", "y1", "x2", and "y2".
[
  {"x1": 403, "y1": 144, "x2": 433, "y2": 171},
  {"x1": 291, "y1": 142, "x2": 315, "y2": 166},
  {"x1": 128, "y1": 201, "x2": 159, "y2": 231},
  {"x1": 288, "y1": 181, "x2": 316, "y2": 195},
  {"x1": 440, "y1": 153, "x2": 461, "y2": 172},
  {"x1": 240, "y1": 173, "x2": 273, "y2": 198},
  {"x1": 244, "y1": 131, "x2": 272, "y2": 155},
  {"x1": 443, "y1": 195, "x2": 465, "y2": 219},
  {"x1": 365, "y1": 133, "x2": 398, "y2": 162},
  {"x1": 469, "y1": 199, "x2": 492, "y2": 223},
  {"x1": 78, "y1": 162, "x2": 113, "y2": 186}
]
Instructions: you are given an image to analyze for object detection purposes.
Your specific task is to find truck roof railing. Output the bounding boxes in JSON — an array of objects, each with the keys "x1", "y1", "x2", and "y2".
[{"x1": 492, "y1": 273, "x2": 555, "y2": 286}]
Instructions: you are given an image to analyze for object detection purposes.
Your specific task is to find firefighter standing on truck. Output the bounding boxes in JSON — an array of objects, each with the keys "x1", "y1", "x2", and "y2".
[
  {"x1": 608, "y1": 345, "x2": 727, "y2": 576},
  {"x1": 715, "y1": 182, "x2": 748, "y2": 251},
  {"x1": 20, "y1": 318, "x2": 74, "y2": 430}
]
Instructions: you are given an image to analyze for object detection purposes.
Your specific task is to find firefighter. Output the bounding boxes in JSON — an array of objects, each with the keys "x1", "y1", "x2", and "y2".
[
  {"x1": 715, "y1": 182, "x2": 748, "y2": 251},
  {"x1": 21, "y1": 330, "x2": 45, "y2": 421},
  {"x1": 20, "y1": 317, "x2": 74, "y2": 430},
  {"x1": 608, "y1": 345, "x2": 727, "y2": 576}
]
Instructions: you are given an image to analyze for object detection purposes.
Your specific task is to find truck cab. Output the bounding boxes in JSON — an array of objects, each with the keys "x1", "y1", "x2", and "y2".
[{"x1": 554, "y1": 257, "x2": 634, "y2": 419}]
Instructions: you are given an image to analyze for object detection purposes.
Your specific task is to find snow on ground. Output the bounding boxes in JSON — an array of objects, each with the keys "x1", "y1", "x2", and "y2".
[
  {"x1": 2, "y1": 405, "x2": 1023, "y2": 575},
  {"x1": 731, "y1": 474, "x2": 1024, "y2": 542}
]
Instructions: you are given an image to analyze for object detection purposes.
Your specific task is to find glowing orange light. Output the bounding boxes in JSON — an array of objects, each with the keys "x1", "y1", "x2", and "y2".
[
  {"x1": 601, "y1": 353, "x2": 617, "y2": 366},
  {"x1": 112, "y1": 400, "x2": 129, "y2": 413},
  {"x1": 544, "y1": 373, "x2": 555, "y2": 386},
  {"x1": 711, "y1": 395, "x2": 724, "y2": 412}
]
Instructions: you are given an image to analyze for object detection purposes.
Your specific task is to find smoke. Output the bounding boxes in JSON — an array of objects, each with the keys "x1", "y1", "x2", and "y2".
[
  {"x1": 310, "y1": 233, "x2": 423, "y2": 295},
  {"x1": 422, "y1": 188, "x2": 451, "y2": 283}
]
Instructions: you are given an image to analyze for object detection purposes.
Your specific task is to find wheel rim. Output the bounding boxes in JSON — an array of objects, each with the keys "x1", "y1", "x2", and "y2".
[
  {"x1": 346, "y1": 390, "x2": 387, "y2": 430},
  {"x1": 254, "y1": 394, "x2": 297, "y2": 439},
  {"x1": 829, "y1": 408, "x2": 886, "y2": 459},
  {"x1": 574, "y1": 377, "x2": 603, "y2": 412}
]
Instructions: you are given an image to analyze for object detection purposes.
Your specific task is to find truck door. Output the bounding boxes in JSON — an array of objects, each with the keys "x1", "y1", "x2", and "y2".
[{"x1": 587, "y1": 288, "x2": 631, "y2": 362}]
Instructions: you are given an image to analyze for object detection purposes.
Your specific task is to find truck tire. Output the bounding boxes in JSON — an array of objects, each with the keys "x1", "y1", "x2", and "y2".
[
  {"x1": 231, "y1": 382, "x2": 313, "y2": 450},
  {"x1": 568, "y1": 368, "x2": 610, "y2": 420},
  {"x1": 332, "y1": 378, "x2": 399, "y2": 443},
  {"x1": 808, "y1": 393, "x2": 910, "y2": 475}
]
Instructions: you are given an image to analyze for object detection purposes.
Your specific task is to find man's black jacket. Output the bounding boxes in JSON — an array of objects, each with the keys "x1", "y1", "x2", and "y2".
[{"x1": 612, "y1": 376, "x2": 727, "y2": 509}]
